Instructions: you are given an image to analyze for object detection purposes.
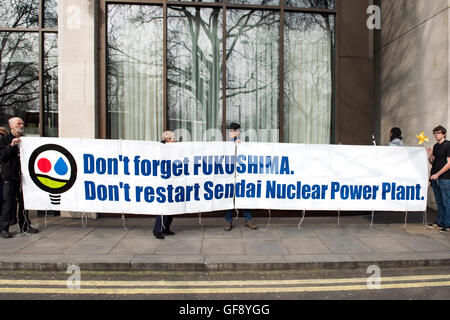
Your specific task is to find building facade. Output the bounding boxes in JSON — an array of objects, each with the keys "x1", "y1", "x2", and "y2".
[{"x1": 1, "y1": 0, "x2": 449, "y2": 212}]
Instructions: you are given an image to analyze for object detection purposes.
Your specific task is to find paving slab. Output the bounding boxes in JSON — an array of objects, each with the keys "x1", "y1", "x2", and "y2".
[
  {"x1": 322, "y1": 238, "x2": 373, "y2": 254},
  {"x1": 283, "y1": 238, "x2": 331, "y2": 255},
  {"x1": 108, "y1": 238, "x2": 161, "y2": 255},
  {"x1": 64, "y1": 239, "x2": 120, "y2": 255},
  {"x1": 357, "y1": 236, "x2": 414, "y2": 253},
  {"x1": 155, "y1": 239, "x2": 202, "y2": 255},
  {"x1": 201, "y1": 239, "x2": 245, "y2": 255},
  {"x1": 244, "y1": 240, "x2": 289, "y2": 255},
  {"x1": 397, "y1": 236, "x2": 450, "y2": 252}
]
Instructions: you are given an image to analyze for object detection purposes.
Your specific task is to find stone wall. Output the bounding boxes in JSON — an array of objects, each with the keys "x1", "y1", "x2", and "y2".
[{"x1": 375, "y1": 0, "x2": 450, "y2": 209}]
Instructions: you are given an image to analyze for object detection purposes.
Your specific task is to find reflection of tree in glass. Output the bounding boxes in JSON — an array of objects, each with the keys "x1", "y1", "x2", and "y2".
[
  {"x1": 0, "y1": 32, "x2": 39, "y2": 125},
  {"x1": 285, "y1": 0, "x2": 335, "y2": 9},
  {"x1": 44, "y1": 0, "x2": 58, "y2": 28},
  {"x1": 284, "y1": 13, "x2": 334, "y2": 144},
  {"x1": 166, "y1": 7, "x2": 279, "y2": 134},
  {"x1": 0, "y1": 0, "x2": 39, "y2": 28}
]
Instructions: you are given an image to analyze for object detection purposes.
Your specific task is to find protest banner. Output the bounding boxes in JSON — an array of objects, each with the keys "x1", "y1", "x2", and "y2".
[{"x1": 20, "y1": 137, "x2": 429, "y2": 215}]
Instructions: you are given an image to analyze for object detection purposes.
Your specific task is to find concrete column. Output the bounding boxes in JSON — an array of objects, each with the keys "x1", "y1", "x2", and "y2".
[{"x1": 58, "y1": 0, "x2": 97, "y2": 218}]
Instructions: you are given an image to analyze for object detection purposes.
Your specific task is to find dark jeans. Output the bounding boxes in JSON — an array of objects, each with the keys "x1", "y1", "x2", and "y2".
[
  {"x1": 431, "y1": 179, "x2": 450, "y2": 227},
  {"x1": 153, "y1": 215, "x2": 173, "y2": 233},
  {"x1": 0, "y1": 179, "x2": 31, "y2": 232},
  {"x1": 225, "y1": 209, "x2": 251, "y2": 222}
]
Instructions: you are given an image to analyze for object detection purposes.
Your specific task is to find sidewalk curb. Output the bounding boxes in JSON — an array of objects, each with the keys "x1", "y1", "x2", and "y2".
[{"x1": 0, "y1": 258, "x2": 448, "y2": 272}]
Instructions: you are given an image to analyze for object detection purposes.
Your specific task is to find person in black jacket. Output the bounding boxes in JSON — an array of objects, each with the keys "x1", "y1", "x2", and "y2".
[
  {"x1": 0, "y1": 117, "x2": 39, "y2": 238},
  {"x1": 153, "y1": 131, "x2": 176, "y2": 239}
]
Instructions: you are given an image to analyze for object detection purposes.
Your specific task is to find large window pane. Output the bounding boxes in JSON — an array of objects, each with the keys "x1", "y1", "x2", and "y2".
[
  {"x1": 107, "y1": 4, "x2": 164, "y2": 141},
  {"x1": 226, "y1": 10, "x2": 279, "y2": 142},
  {"x1": 172, "y1": 0, "x2": 222, "y2": 3},
  {"x1": 285, "y1": 0, "x2": 335, "y2": 9},
  {"x1": 167, "y1": 7, "x2": 223, "y2": 142},
  {"x1": 0, "y1": 32, "x2": 39, "y2": 135},
  {"x1": 0, "y1": 0, "x2": 39, "y2": 28},
  {"x1": 44, "y1": 0, "x2": 58, "y2": 28},
  {"x1": 228, "y1": 0, "x2": 279, "y2": 5},
  {"x1": 284, "y1": 13, "x2": 334, "y2": 144},
  {"x1": 44, "y1": 32, "x2": 58, "y2": 137}
]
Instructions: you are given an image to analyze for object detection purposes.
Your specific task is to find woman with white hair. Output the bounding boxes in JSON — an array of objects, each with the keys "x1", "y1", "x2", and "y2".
[{"x1": 153, "y1": 131, "x2": 176, "y2": 239}]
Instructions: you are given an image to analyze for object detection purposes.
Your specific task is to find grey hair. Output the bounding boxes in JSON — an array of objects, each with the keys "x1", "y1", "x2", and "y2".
[{"x1": 161, "y1": 131, "x2": 175, "y2": 142}]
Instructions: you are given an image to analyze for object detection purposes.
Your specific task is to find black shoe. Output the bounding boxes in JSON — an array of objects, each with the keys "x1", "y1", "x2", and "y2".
[
  {"x1": 440, "y1": 227, "x2": 449, "y2": 233},
  {"x1": 162, "y1": 229, "x2": 175, "y2": 236},
  {"x1": 27, "y1": 227, "x2": 39, "y2": 234},
  {"x1": 20, "y1": 226, "x2": 39, "y2": 234},
  {"x1": 153, "y1": 231, "x2": 165, "y2": 239},
  {"x1": 1, "y1": 230, "x2": 12, "y2": 239}
]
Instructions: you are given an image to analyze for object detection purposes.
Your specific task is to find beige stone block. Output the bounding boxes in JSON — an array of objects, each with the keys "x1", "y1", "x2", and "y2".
[{"x1": 381, "y1": 0, "x2": 448, "y2": 46}]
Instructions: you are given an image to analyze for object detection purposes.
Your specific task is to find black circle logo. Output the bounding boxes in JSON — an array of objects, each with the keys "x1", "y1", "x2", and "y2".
[{"x1": 28, "y1": 144, "x2": 77, "y2": 194}]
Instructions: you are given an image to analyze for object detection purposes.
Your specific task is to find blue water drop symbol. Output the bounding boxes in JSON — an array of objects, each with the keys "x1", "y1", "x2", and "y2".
[{"x1": 54, "y1": 157, "x2": 68, "y2": 176}]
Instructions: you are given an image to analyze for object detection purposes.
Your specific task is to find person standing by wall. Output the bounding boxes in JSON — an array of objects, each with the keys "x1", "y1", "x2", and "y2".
[
  {"x1": 224, "y1": 123, "x2": 257, "y2": 231},
  {"x1": 388, "y1": 127, "x2": 404, "y2": 146},
  {"x1": 427, "y1": 125, "x2": 450, "y2": 233},
  {"x1": 0, "y1": 118, "x2": 39, "y2": 238},
  {"x1": 0, "y1": 127, "x2": 8, "y2": 227},
  {"x1": 153, "y1": 131, "x2": 176, "y2": 239}
]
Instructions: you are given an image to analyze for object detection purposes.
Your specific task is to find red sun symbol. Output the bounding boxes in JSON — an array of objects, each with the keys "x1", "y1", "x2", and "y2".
[{"x1": 37, "y1": 158, "x2": 52, "y2": 173}]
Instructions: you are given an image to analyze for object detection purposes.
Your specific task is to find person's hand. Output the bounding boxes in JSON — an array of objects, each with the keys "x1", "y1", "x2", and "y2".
[
  {"x1": 426, "y1": 147, "x2": 433, "y2": 156},
  {"x1": 10, "y1": 138, "x2": 21, "y2": 147},
  {"x1": 430, "y1": 174, "x2": 439, "y2": 180}
]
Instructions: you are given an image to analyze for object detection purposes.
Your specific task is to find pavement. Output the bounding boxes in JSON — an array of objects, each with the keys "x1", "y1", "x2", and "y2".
[{"x1": 0, "y1": 211, "x2": 448, "y2": 271}]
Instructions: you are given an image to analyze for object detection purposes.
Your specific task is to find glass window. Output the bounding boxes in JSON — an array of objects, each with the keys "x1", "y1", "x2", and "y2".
[
  {"x1": 44, "y1": 0, "x2": 58, "y2": 28},
  {"x1": 0, "y1": 0, "x2": 58, "y2": 137},
  {"x1": 107, "y1": 4, "x2": 164, "y2": 141},
  {"x1": 0, "y1": 32, "x2": 40, "y2": 135},
  {"x1": 284, "y1": 13, "x2": 334, "y2": 144},
  {"x1": 105, "y1": 2, "x2": 335, "y2": 144},
  {"x1": 227, "y1": 0, "x2": 279, "y2": 5},
  {"x1": 0, "y1": 0, "x2": 39, "y2": 28},
  {"x1": 285, "y1": 0, "x2": 335, "y2": 9},
  {"x1": 167, "y1": 7, "x2": 223, "y2": 142},
  {"x1": 43, "y1": 33, "x2": 58, "y2": 137},
  {"x1": 226, "y1": 10, "x2": 280, "y2": 142}
]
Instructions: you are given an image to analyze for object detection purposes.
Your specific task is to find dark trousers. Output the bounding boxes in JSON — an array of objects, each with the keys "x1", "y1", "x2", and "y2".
[
  {"x1": 0, "y1": 180, "x2": 31, "y2": 232},
  {"x1": 153, "y1": 215, "x2": 173, "y2": 233}
]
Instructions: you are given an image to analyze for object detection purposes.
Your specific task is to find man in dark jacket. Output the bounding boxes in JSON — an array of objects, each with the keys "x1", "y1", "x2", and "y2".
[{"x1": 0, "y1": 117, "x2": 39, "y2": 238}]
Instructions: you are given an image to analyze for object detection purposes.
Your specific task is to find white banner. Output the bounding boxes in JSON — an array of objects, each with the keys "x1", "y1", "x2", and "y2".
[{"x1": 20, "y1": 137, "x2": 429, "y2": 215}]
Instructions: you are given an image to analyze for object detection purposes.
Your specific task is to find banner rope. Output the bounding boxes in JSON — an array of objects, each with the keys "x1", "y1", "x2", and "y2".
[
  {"x1": 121, "y1": 214, "x2": 127, "y2": 231},
  {"x1": 298, "y1": 209, "x2": 306, "y2": 230},
  {"x1": 81, "y1": 212, "x2": 88, "y2": 229},
  {"x1": 198, "y1": 211, "x2": 203, "y2": 226},
  {"x1": 264, "y1": 208, "x2": 271, "y2": 231},
  {"x1": 21, "y1": 207, "x2": 30, "y2": 235},
  {"x1": 44, "y1": 210, "x2": 48, "y2": 230},
  {"x1": 160, "y1": 213, "x2": 165, "y2": 232},
  {"x1": 370, "y1": 210, "x2": 375, "y2": 230},
  {"x1": 403, "y1": 211, "x2": 408, "y2": 229},
  {"x1": 423, "y1": 210, "x2": 427, "y2": 229}
]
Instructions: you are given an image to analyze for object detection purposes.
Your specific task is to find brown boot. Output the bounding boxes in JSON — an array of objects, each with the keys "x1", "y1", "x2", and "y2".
[
  {"x1": 224, "y1": 221, "x2": 232, "y2": 231},
  {"x1": 244, "y1": 221, "x2": 257, "y2": 230}
]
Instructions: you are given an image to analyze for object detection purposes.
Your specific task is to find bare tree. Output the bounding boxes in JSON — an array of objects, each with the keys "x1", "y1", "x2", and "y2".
[{"x1": 0, "y1": 0, "x2": 40, "y2": 125}]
